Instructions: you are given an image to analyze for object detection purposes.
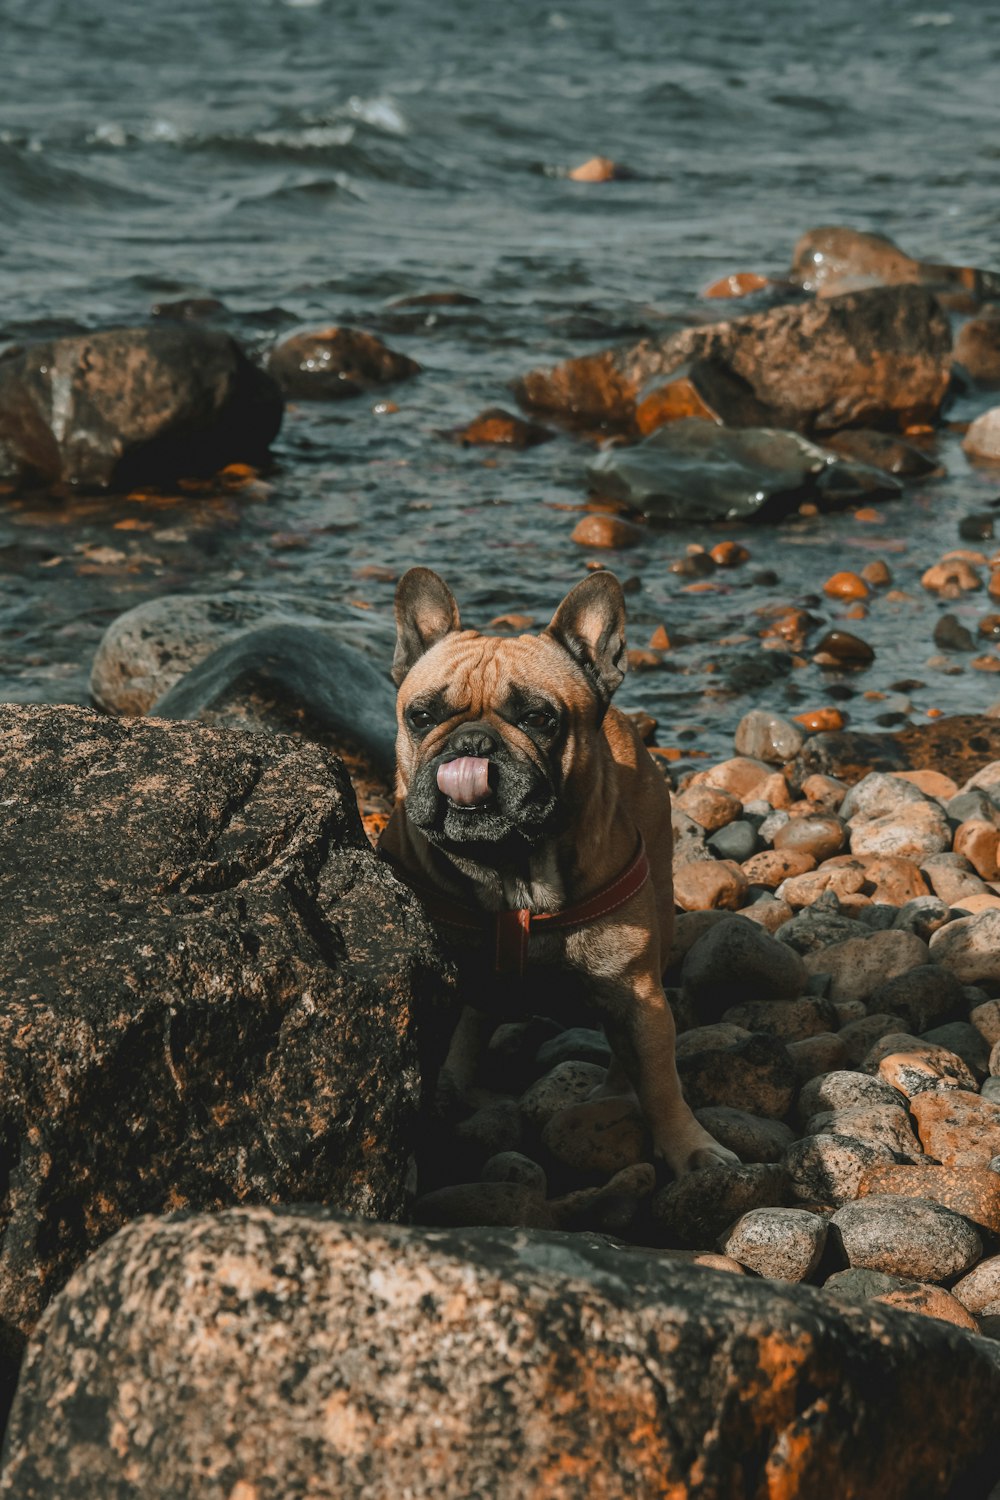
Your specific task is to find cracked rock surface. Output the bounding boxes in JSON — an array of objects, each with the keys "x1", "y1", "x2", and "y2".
[
  {"x1": 0, "y1": 704, "x2": 449, "y2": 1415},
  {"x1": 2, "y1": 1208, "x2": 999, "y2": 1500}
]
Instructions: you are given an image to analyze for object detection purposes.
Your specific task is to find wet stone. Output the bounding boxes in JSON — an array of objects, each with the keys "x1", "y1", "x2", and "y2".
[
  {"x1": 773, "y1": 816, "x2": 847, "y2": 862},
  {"x1": 672, "y1": 859, "x2": 748, "y2": 913},
  {"x1": 830, "y1": 1195, "x2": 983, "y2": 1282},
  {"x1": 268, "y1": 326, "x2": 420, "y2": 399},
  {"x1": 733, "y1": 710, "x2": 804, "y2": 764}
]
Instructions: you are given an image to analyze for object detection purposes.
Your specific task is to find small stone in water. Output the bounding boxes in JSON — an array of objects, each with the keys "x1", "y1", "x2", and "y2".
[
  {"x1": 934, "y1": 614, "x2": 976, "y2": 652},
  {"x1": 813, "y1": 630, "x2": 875, "y2": 667}
]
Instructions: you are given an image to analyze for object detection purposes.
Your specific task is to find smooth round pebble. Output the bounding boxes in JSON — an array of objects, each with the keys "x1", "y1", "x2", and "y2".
[
  {"x1": 720, "y1": 1207, "x2": 827, "y2": 1282},
  {"x1": 830, "y1": 1195, "x2": 983, "y2": 1281}
]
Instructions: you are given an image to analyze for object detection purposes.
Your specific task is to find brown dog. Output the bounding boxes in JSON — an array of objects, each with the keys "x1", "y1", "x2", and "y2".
[{"x1": 378, "y1": 566, "x2": 736, "y2": 1176}]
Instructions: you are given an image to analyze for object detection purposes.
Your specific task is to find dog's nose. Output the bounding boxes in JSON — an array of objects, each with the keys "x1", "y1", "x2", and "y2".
[{"x1": 447, "y1": 721, "x2": 500, "y2": 758}]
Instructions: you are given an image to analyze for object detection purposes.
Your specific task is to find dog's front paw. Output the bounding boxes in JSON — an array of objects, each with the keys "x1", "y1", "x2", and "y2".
[
  {"x1": 683, "y1": 1142, "x2": 741, "y2": 1172},
  {"x1": 658, "y1": 1127, "x2": 741, "y2": 1177}
]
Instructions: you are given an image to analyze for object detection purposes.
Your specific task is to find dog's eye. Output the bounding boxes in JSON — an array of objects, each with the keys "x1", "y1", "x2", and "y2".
[
  {"x1": 408, "y1": 708, "x2": 437, "y2": 730},
  {"x1": 520, "y1": 710, "x2": 556, "y2": 733}
]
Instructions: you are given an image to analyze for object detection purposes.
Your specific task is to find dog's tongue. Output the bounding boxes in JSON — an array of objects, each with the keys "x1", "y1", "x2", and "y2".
[{"x1": 437, "y1": 756, "x2": 491, "y2": 806}]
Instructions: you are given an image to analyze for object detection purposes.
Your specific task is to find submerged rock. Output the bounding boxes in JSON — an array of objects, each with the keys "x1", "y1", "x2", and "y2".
[
  {"x1": 0, "y1": 705, "x2": 447, "y2": 1415},
  {"x1": 514, "y1": 285, "x2": 952, "y2": 434},
  {"x1": 586, "y1": 420, "x2": 900, "y2": 524},
  {"x1": 151, "y1": 623, "x2": 398, "y2": 779},
  {"x1": 267, "y1": 326, "x2": 420, "y2": 398},
  {"x1": 4, "y1": 1209, "x2": 1000, "y2": 1500},
  {"x1": 788, "y1": 715, "x2": 1000, "y2": 786},
  {"x1": 0, "y1": 325, "x2": 283, "y2": 491},
  {"x1": 89, "y1": 590, "x2": 393, "y2": 718}
]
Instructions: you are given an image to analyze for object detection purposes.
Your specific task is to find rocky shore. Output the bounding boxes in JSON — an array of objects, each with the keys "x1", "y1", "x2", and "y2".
[{"x1": 4, "y1": 223, "x2": 1000, "y2": 1494}]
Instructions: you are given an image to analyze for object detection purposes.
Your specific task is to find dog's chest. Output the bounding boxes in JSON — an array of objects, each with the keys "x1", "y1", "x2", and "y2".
[{"x1": 499, "y1": 850, "x2": 566, "y2": 914}]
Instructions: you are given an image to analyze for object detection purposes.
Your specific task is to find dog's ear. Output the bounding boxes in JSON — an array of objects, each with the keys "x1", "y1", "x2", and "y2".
[
  {"x1": 392, "y1": 568, "x2": 462, "y2": 685},
  {"x1": 546, "y1": 571, "x2": 628, "y2": 702}
]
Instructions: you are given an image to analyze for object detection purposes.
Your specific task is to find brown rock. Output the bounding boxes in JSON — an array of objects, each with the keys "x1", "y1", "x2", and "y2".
[
  {"x1": 860, "y1": 559, "x2": 894, "y2": 587},
  {"x1": 676, "y1": 1032, "x2": 796, "y2": 1120},
  {"x1": 710, "y1": 541, "x2": 751, "y2": 567},
  {"x1": 801, "y1": 774, "x2": 848, "y2": 811},
  {"x1": 822, "y1": 430, "x2": 936, "y2": 478},
  {"x1": 571, "y1": 513, "x2": 644, "y2": 549},
  {"x1": 721, "y1": 997, "x2": 837, "y2": 1043},
  {"x1": 513, "y1": 285, "x2": 952, "y2": 434},
  {"x1": 672, "y1": 858, "x2": 748, "y2": 912},
  {"x1": 269, "y1": 326, "x2": 420, "y2": 398},
  {"x1": 954, "y1": 313, "x2": 1000, "y2": 386},
  {"x1": 720, "y1": 1206, "x2": 828, "y2": 1282},
  {"x1": 568, "y1": 155, "x2": 626, "y2": 182},
  {"x1": 823, "y1": 571, "x2": 870, "y2": 601},
  {"x1": 848, "y1": 802, "x2": 952, "y2": 862},
  {"x1": 871, "y1": 1284, "x2": 980, "y2": 1332},
  {"x1": 688, "y1": 755, "x2": 784, "y2": 801},
  {"x1": 740, "y1": 848, "x2": 816, "y2": 888},
  {"x1": 869, "y1": 1040, "x2": 976, "y2": 1093},
  {"x1": 794, "y1": 709, "x2": 847, "y2": 734},
  {"x1": 773, "y1": 816, "x2": 847, "y2": 862},
  {"x1": 813, "y1": 630, "x2": 875, "y2": 667},
  {"x1": 838, "y1": 1015, "x2": 919, "y2": 1068},
  {"x1": 859, "y1": 1164, "x2": 1000, "y2": 1236},
  {"x1": 442, "y1": 408, "x2": 554, "y2": 447},
  {"x1": 9, "y1": 1209, "x2": 999, "y2": 1500},
  {"x1": 518, "y1": 1061, "x2": 607, "y2": 1133},
  {"x1": 911, "y1": 1090, "x2": 1000, "y2": 1167},
  {"x1": 0, "y1": 326, "x2": 284, "y2": 491},
  {"x1": 778, "y1": 864, "x2": 866, "y2": 909},
  {"x1": 954, "y1": 818, "x2": 1000, "y2": 879},
  {"x1": 971, "y1": 999, "x2": 1000, "y2": 1048},
  {"x1": 785, "y1": 1133, "x2": 899, "y2": 1206},
  {"x1": 635, "y1": 357, "x2": 777, "y2": 435},
  {"x1": 703, "y1": 271, "x2": 771, "y2": 299},
  {"x1": 789, "y1": 715, "x2": 1000, "y2": 787},
  {"x1": 0, "y1": 704, "x2": 447, "y2": 1413},
  {"x1": 540, "y1": 1097, "x2": 646, "y2": 1184},
  {"x1": 895, "y1": 769, "x2": 958, "y2": 799},
  {"x1": 921, "y1": 558, "x2": 983, "y2": 595},
  {"x1": 673, "y1": 785, "x2": 744, "y2": 832},
  {"x1": 789, "y1": 225, "x2": 995, "y2": 300}
]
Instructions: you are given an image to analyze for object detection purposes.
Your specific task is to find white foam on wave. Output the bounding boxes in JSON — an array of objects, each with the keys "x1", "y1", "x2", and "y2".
[
  {"x1": 255, "y1": 124, "x2": 355, "y2": 150},
  {"x1": 343, "y1": 95, "x2": 407, "y2": 135},
  {"x1": 909, "y1": 11, "x2": 954, "y2": 25}
]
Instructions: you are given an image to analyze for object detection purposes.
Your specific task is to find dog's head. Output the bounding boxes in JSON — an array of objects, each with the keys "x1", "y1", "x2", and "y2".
[{"x1": 391, "y1": 567, "x2": 628, "y2": 855}]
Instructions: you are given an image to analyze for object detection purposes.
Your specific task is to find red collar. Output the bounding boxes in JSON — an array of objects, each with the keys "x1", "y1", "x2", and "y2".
[{"x1": 382, "y1": 837, "x2": 649, "y2": 977}]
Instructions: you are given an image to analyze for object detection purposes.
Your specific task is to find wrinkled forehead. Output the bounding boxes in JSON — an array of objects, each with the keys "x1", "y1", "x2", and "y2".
[{"x1": 402, "y1": 631, "x2": 593, "y2": 709}]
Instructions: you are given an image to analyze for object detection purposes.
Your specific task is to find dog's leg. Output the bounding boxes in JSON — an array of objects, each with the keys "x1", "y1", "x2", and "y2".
[
  {"x1": 602, "y1": 975, "x2": 739, "y2": 1176},
  {"x1": 436, "y1": 1003, "x2": 487, "y2": 1115}
]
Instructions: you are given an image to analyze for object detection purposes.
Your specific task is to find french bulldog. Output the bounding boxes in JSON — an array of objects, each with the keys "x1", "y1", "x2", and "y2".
[{"x1": 379, "y1": 566, "x2": 737, "y2": 1176}]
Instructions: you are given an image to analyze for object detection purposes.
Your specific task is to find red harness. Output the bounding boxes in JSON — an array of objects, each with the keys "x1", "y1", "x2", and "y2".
[{"x1": 383, "y1": 837, "x2": 650, "y2": 977}]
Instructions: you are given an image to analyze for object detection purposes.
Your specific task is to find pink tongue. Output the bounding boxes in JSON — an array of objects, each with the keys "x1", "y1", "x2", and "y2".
[{"x1": 437, "y1": 756, "x2": 491, "y2": 806}]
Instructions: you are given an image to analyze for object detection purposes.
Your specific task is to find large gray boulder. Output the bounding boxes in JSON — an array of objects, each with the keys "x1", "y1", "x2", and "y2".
[
  {"x1": 1, "y1": 1209, "x2": 998, "y2": 1499},
  {"x1": 0, "y1": 705, "x2": 448, "y2": 1415}
]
